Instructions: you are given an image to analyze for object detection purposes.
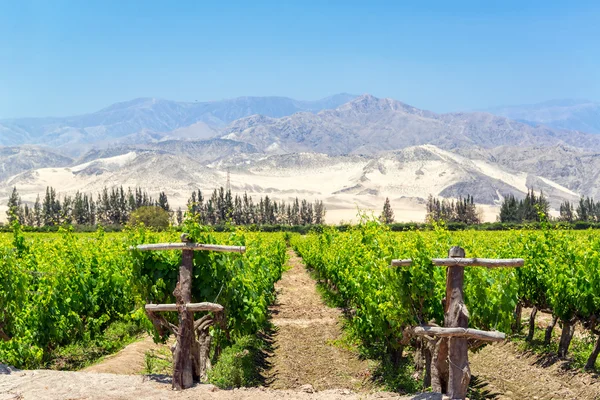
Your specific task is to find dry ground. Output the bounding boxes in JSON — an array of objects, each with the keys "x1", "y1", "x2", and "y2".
[
  {"x1": 470, "y1": 341, "x2": 600, "y2": 400},
  {"x1": 264, "y1": 249, "x2": 374, "y2": 391},
  {"x1": 0, "y1": 366, "x2": 440, "y2": 400},
  {"x1": 469, "y1": 308, "x2": 600, "y2": 400},
  {"x1": 82, "y1": 336, "x2": 163, "y2": 375}
]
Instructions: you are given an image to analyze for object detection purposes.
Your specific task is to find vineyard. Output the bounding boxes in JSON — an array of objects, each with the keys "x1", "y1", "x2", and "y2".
[
  {"x1": 0, "y1": 221, "x2": 286, "y2": 375},
  {"x1": 291, "y1": 219, "x2": 600, "y2": 377},
  {"x1": 1, "y1": 218, "x2": 599, "y2": 399}
]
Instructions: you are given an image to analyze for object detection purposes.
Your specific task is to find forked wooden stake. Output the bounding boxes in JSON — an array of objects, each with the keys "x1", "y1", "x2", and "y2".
[
  {"x1": 135, "y1": 233, "x2": 246, "y2": 391},
  {"x1": 391, "y1": 247, "x2": 524, "y2": 400}
]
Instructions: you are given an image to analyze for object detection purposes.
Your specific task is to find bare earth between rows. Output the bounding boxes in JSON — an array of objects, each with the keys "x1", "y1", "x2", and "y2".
[{"x1": 264, "y1": 249, "x2": 373, "y2": 391}]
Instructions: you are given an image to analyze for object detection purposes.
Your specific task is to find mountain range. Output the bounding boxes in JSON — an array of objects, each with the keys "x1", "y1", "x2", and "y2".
[
  {"x1": 0, "y1": 94, "x2": 357, "y2": 152},
  {"x1": 1, "y1": 93, "x2": 600, "y2": 223}
]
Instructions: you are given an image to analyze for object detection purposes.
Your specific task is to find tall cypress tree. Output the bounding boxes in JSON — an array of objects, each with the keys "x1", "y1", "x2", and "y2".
[
  {"x1": 380, "y1": 197, "x2": 394, "y2": 224},
  {"x1": 158, "y1": 192, "x2": 170, "y2": 212},
  {"x1": 33, "y1": 195, "x2": 42, "y2": 227},
  {"x1": 6, "y1": 187, "x2": 22, "y2": 223}
]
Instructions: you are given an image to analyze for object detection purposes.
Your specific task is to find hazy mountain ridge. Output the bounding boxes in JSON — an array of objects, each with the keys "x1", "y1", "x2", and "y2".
[
  {"x1": 0, "y1": 94, "x2": 358, "y2": 151},
  {"x1": 0, "y1": 146, "x2": 73, "y2": 182},
  {"x1": 0, "y1": 143, "x2": 583, "y2": 210},
  {"x1": 222, "y1": 94, "x2": 600, "y2": 155},
  {"x1": 485, "y1": 99, "x2": 600, "y2": 134}
]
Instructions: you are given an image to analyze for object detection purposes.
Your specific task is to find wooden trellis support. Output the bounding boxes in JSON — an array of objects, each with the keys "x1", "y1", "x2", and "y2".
[
  {"x1": 391, "y1": 247, "x2": 524, "y2": 400},
  {"x1": 134, "y1": 234, "x2": 246, "y2": 391}
]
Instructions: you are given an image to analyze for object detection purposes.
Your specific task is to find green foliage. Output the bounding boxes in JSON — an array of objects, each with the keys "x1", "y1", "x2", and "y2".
[
  {"x1": 426, "y1": 194, "x2": 480, "y2": 225},
  {"x1": 49, "y1": 320, "x2": 144, "y2": 370},
  {"x1": 380, "y1": 197, "x2": 395, "y2": 224},
  {"x1": 144, "y1": 347, "x2": 173, "y2": 375},
  {"x1": 0, "y1": 220, "x2": 285, "y2": 371},
  {"x1": 0, "y1": 225, "x2": 140, "y2": 368},
  {"x1": 129, "y1": 219, "x2": 286, "y2": 345},
  {"x1": 371, "y1": 356, "x2": 420, "y2": 393},
  {"x1": 128, "y1": 206, "x2": 170, "y2": 230},
  {"x1": 499, "y1": 189, "x2": 550, "y2": 223},
  {"x1": 292, "y1": 218, "x2": 451, "y2": 358},
  {"x1": 294, "y1": 219, "x2": 600, "y2": 368},
  {"x1": 207, "y1": 335, "x2": 264, "y2": 388}
]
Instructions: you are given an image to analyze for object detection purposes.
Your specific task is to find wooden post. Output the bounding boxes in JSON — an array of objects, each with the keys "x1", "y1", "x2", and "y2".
[
  {"x1": 392, "y1": 252, "x2": 523, "y2": 400},
  {"x1": 446, "y1": 246, "x2": 470, "y2": 400},
  {"x1": 172, "y1": 233, "x2": 195, "y2": 390},
  {"x1": 135, "y1": 237, "x2": 245, "y2": 390}
]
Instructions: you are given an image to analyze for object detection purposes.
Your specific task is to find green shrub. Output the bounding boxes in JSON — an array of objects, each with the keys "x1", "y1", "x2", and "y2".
[
  {"x1": 128, "y1": 206, "x2": 170, "y2": 230},
  {"x1": 207, "y1": 335, "x2": 262, "y2": 388}
]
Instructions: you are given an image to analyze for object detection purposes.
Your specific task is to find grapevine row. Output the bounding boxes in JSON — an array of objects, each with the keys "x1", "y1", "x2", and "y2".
[
  {"x1": 291, "y1": 220, "x2": 600, "y2": 370},
  {"x1": 0, "y1": 221, "x2": 286, "y2": 369}
]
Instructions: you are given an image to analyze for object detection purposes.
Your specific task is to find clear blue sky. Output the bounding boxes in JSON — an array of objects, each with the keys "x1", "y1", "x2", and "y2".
[{"x1": 1, "y1": 0, "x2": 599, "y2": 118}]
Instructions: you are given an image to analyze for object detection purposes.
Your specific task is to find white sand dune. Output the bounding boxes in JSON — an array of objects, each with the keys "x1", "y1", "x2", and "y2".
[{"x1": 0, "y1": 145, "x2": 579, "y2": 224}]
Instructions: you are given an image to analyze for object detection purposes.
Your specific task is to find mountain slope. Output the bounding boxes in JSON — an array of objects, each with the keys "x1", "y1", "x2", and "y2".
[
  {"x1": 222, "y1": 95, "x2": 600, "y2": 155},
  {"x1": 1, "y1": 145, "x2": 580, "y2": 216},
  {"x1": 0, "y1": 147, "x2": 73, "y2": 182}
]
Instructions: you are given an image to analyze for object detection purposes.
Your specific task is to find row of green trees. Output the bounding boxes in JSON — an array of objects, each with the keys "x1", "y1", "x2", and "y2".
[
  {"x1": 184, "y1": 188, "x2": 326, "y2": 226},
  {"x1": 499, "y1": 189, "x2": 550, "y2": 223},
  {"x1": 558, "y1": 197, "x2": 600, "y2": 222},
  {"x1": 6, "y1": 186, "x2": 166, "y2": 227},
  {"x1": 6, "y1": 186, "x2": 326, "y2": 228},
  {"x1": 500, "y1": 190, "x2": 600, "y2": 224},
  {"x1": 425, "y1": 194, "x2": 481, "y2": 224}
]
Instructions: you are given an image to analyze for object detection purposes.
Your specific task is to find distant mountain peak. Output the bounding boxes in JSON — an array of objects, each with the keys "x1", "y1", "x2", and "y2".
[
  {"x1": 337, "y1": 94, "x2": 433, "y2": 117},
  {"x1": 97, "y1": 97, "x2": 165, "y2": 113},
  {"x1": 340, "y1": 94, "x2": 394, "y2": 112}
]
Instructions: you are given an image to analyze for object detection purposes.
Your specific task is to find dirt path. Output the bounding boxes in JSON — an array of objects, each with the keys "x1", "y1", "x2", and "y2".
[
  {"x1": 0, "y1": 365, "x2": 441, "y2": 400},
  {"x1": 83, "y1": 336, "x2": 163, "y2": 375},
  {"x1": 470, "y1": 341, "x2": 600, "y2": 400},
  {"x1": 265, "y1": 249, "x2": 373, "y2": 391}
]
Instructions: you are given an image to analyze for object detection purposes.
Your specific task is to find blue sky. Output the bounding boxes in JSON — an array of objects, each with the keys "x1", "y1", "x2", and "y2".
[{"x1": 1, "y1": 0, "x2": 599, "y2": 118}]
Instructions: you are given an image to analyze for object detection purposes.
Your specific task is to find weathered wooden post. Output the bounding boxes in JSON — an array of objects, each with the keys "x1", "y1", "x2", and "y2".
[
  {"x1": 134, "y1": 234, "x2": 245, "y2": 390},
  {"x1": 172, "y1": 233, "x2": 195, "y2": 389},
  {"x1": 445, "y1": 246, "x2": 469, "y2": 400},
  {"x1": 392, "y1": 247, "x2": 524, "y2": 400}
]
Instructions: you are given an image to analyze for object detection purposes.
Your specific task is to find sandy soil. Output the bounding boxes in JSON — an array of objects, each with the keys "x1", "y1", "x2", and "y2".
[
  {"x1": 82, "y1": 336, "x2": 163, "y2": 375},
  {"x1": 0, "y1": 366, "x2": 440, "y2": 400},
  {"x1": 265, "y1": 250, "x2": 374, "y2": 391},
  {"x1": 470, "y1": 342, "x2": 600, "y2": 400}
]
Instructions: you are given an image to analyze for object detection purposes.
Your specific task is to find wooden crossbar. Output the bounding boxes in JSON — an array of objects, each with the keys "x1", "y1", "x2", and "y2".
[
  {"x1": 390, "y1": 259, "x2": 413, "y2": 267},
  {"x1": 133, "y1": 243, "x2": 246, "y2": 253},
  {"x1": 145, "y1": 302, "x2": 224, "y2": 313},
  {"x1": 431, "y1": 258, "x2": 524, "y2": 268},
  {"x1": 408, "y1": 325, "x2": 505, "y2": 342},
  {"x1": 390, "y1": 258, "x2": 524, "y2": 268}
]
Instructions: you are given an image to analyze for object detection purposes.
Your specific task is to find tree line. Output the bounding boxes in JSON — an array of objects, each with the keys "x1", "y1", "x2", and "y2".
[
  {"x1": 183, "y1": 188, "x2": 325, "y2": 226},
  {"x1": 5, "y1": 186, "x2": 326, "y2": 228},
  {"x1": 498, "y1": 189, "x2": 550, "y2": 223},
  {"x1": 557, "y1": 197, "x2": 600, "y2": 223},
  {"x1": 6, "y1": 186, "x2": 166, "y2": 227},
  {"x1": 426, "y1": 194, "x2": 481, "y2": 224}
]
